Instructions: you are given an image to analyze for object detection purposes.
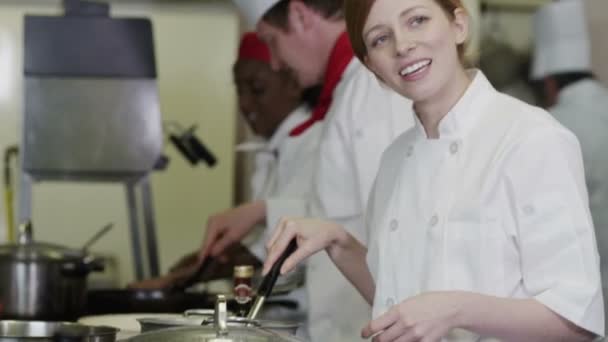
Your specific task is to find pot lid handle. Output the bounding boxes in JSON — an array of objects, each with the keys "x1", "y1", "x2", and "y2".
[
  {"x1": 18, "y1": 221, "x2": 33, "y2": 245},
  {"x1": 214, "y1": 295, "x2": 228, "y2": 336}
]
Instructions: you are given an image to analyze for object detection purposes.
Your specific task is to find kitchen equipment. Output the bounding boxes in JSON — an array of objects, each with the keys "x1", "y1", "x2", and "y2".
[
  {"x1": 0, "y1": 321, "x2": 117, "y2": 342},
  {"x1": 126, "y1": 295, "x2": 303, "y2": 342},
  {"x1": 168, "y1": 255, "x2": 214, "y2": 292},
  {"x1": 84, "y1": 289, "x2": 217, "y2": 315},
  {"x1": 81, "y1": 223, "x2": 114, "y2": 253},
  {"x1": 78, "y1": 313, "x2": 178, "y2": 341},
  {"x1": 85, "y1": 257, "x2": 216, "y2": 315},
  {"x1": 3, "y1": 146, "x2": 18, "y2": 243},
  {"x1": 247, "y1": 240, "x2": 298, "y2": 320},
  {"x1": 0, "y1": 222, "x2": 104, "y2": 320},
  {"x1": 22, "y1": 12, "x2": 163, "y2": 281},
  {"x1": 137, "y1": 309, "x2": 298, "y2": 336}
]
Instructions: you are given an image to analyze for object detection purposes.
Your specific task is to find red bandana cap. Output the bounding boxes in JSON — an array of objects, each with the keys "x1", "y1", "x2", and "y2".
[{"x1": 238, "y1": 32, "x2": 271, "y2": 64}]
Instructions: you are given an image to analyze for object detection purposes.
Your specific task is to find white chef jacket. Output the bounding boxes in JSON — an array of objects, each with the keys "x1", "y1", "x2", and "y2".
[
  {"x1": 548, "y1": 79, "x2": 608, "y2": 331},
  {"x1": 243, "y1": 105, "x2": 321, "y2": 339},
  {"x1": 245, "y1": 106, "x2": 321, "y2": 236},
  {"x1": 306, "y1": 59, "x2": 414, "y2": 341},
  {"x1": 366, "y1": 71, "x2": 604, "y2": 340}
]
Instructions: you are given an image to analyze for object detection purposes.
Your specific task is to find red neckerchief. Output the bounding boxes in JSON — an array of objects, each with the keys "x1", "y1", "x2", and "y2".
[{"x1": 289, "y1": 31, "x2": 355, "y2": 136}]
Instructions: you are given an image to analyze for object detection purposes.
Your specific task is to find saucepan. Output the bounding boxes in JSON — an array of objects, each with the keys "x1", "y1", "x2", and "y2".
[
  {"x1": 84, "y1": 256, "x2": 217, "y2": 315},
  {"x1": 0, "y1": 222, "x2": 109, "y2": 321},
  {"x1": 127, "y1": 295, "x2": 303, "y2": 342},
  {"x1": 0, "y1": 321, "x2": 118, "y2": 342},
  {"x1": 135, "y1": 240, "x2": 301, "y2": 337},
  {"x1": 137, "y1": 310, "x2": 299, "y2": 336}
]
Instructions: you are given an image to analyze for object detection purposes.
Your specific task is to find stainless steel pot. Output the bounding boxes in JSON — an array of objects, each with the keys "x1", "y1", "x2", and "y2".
[
  {"x1": 0, "y1": 321, "x2": 118, "y2": 342},
  {"x1": 0, "y1": 222, "x2": 104, "y2": 320},
  {"x1": 128, "y1": 295, "x2": 303, "y2": 342},
  {"x1": 137, "y1": 310, "x2": 299, "y2": 336}
]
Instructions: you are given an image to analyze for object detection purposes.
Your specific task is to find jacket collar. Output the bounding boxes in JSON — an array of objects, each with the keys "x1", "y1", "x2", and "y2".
[
  {"x1": 412, "y1": 69, "x2": 496, "y2": 139},
  {"x1": 236, "y1": 105, "x2": 310, "y2": 153},
  {"x1": 289, "y1": 31, "x2": 355, "y2": 136}
]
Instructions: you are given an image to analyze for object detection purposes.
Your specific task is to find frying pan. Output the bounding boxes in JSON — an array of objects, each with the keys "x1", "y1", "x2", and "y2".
[{"x1": 84, "y1": 257, "x2": 219, "y2": 315}]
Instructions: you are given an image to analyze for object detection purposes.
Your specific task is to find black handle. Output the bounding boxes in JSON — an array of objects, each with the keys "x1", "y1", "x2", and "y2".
[
  {"x1": 170, "y1": 256, "x2": 214, "y2": 293},
  {"x1": 258, "y1": 239, "x2": 298, "y2": 298},
  {"x1": 61, "y1": 258, "x2": 104, "y2": 277},
  {"x1": 187, "y1": 134, "x2": 217, "y2": 167},
  {"x1": 169, "y1": 134, "x2": 198, "y2": 165}
]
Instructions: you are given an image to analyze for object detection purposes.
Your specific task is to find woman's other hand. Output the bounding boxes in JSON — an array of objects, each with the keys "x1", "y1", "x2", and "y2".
[{"x1": 362, "y1": 292, "x2": 465, "y2": 342}]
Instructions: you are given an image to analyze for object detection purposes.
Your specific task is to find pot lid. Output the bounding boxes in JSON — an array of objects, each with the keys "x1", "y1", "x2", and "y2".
[
  {"x1": 130, "y1": 295, "x2": 302, "y2": 342},
  {"x1": 138, "y1": 315, "x2": 299, "y2": 330},
  {"x1": 0, "y1": 241, "x2": 84, "y2": 261},
  {"x1": 0, "y1": 221, "x2": 84, "y2": 261},
  {"x1": 0, "y1": 320, "x2": 118, "y2": 338},
  {"x1": 128, "y1": 326, "x2": 302, "y2": 342}
]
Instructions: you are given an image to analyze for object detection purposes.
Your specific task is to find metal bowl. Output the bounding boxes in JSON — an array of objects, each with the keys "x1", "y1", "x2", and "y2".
[{"x1": 0, "y1": 321, "x2": 118, "y2": 342}]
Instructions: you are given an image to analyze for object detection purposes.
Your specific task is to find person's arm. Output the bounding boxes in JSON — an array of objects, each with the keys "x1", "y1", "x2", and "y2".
[
  {"x1": 198, "y1": 200, "x2": 267, "y2": 261},
  {"x1": 263, "y1": 217, "x2": 375, "y2": 303},
  {"x1": 362, "y1": 292, "x2": 596, "y2": 341}
]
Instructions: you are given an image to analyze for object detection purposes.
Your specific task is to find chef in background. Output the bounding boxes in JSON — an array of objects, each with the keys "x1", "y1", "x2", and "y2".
[
  {"x1": 531, "y1": 0, "x2": 608, "y2": 329},
  {"x1": 130, "y1": 34, "x2": 319, "y2": 335}
]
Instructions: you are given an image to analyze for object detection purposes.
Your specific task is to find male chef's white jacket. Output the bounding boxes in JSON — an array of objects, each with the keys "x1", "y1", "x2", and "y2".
[
  {"x1": 306, "y1": 59, "x2": 414, "y2": 341},
  {"x1": 366, "y1": 71, "x2": 604, "y2": 340},
  {"x1": 548, "y1": 79, "x2": 608, "y2": 331},
  {"x1": 242, "y1": 105, "x2": 320, "y2": 339}
]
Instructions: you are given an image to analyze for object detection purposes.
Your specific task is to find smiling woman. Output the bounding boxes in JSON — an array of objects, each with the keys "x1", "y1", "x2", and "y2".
[{"x1": 262, "y1": 0, "x2": 605, "y2": 341}]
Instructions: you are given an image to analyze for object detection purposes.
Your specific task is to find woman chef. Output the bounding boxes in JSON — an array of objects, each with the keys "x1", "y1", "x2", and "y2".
[{"x1": 263, "y1": 0, "x2": 605, "y2": 340}]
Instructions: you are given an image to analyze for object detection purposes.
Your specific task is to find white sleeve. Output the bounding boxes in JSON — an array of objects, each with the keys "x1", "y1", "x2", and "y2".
[
  {"x1": 504, "y1": 126, "x2": 604, "y2": 336},
  {"x1": 314, "y1": 109, "x2": 360, "y2": 220},
  {"x1": 256, "y1": 125, "x2": 321, "y2": 259}
]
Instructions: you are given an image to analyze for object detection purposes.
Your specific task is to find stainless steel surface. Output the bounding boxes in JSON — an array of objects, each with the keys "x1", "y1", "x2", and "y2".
[
  {"x1": 137, "y1": 298, "x2": 299, "y2": 336},
  {"x1": 138, "y1": 315, "x2": 298, "y2": 335},
  {"x1": 0, "y1": 223, "x2": 103, "y2": 320},
  {"x1": 81, "y1": 223, "x2": 114, "y2": 253},
  {"x1": 246, "y1": 296, "x2": 265, "y2": 322},
  {"x1": 23, "y1": 78, "x2": 162, "y2": 176},
  {"x1": 127, "y1": 326, "x2": 303, "y2": 342},
  {"x1": 215, "y1": 295, "x2": 229, "y2": 337},
  {"x1": 20, "y1": 34, "x2": 163, "y2": 282},
  {"x1": 0, "y1": 321, "x2": 117, "y2": 342},
  {"x1": 17, "y1": 174, "x2": 32, "y2": 235},
  {"x1": 140, "y1": 177, "x2": 159, "y2": 277},
  {"x1": 0, "y1": 261, "x2": 87, "y2": 320},
  {"x1": 126, "y1": 181, "x2": 145, "y2": 280},
  {"x1": 17, "y1": 221, "x2": 33, "y2": 245}
]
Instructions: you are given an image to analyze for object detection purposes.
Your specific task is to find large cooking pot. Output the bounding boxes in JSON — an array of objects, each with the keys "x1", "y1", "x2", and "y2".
[
  {"x1": 137, "y1": 309, "x2": 299, "y2": 336},
  {"x1": 0, "y1": 321, "x2": 118, "y2": 342},
  {"x1": 0, "y1": 222, "x2": 104, "y2": 320},
  {"x1": 127, "y1": 295, "x2": 302, "y2": 342}
]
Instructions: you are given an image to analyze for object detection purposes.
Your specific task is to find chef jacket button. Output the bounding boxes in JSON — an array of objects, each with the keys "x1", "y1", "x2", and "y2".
[
  {"x1": 389, "y1": 219, "x2": 399, "y2": 232},
  {"x1": 406, "y1": 145, "x2": 414, "y2": 157},
  {"x1": 355, "y1": 129, "x2": 363, "y2": 139},
  {"x1": 523, "y1": 205, "x2": 535, "y2": 216},
  {"x1": 386, "y1": 297, "x2": 395, "y2": 307},
  {"x1": 450, "y1": 142, "x2": 459, "y2": 155},
  {"x1": 429, "y1": 214, "x2": 439, "y2": 227}
]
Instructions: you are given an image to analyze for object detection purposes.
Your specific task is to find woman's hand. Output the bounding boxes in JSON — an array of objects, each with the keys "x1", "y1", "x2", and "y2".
[
  {"x1": 262, "y1": 217, "x2": 345, "y2": 275},
  {"x1": 362, "y1": 292, "x2": 465, "y2": 342}
]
